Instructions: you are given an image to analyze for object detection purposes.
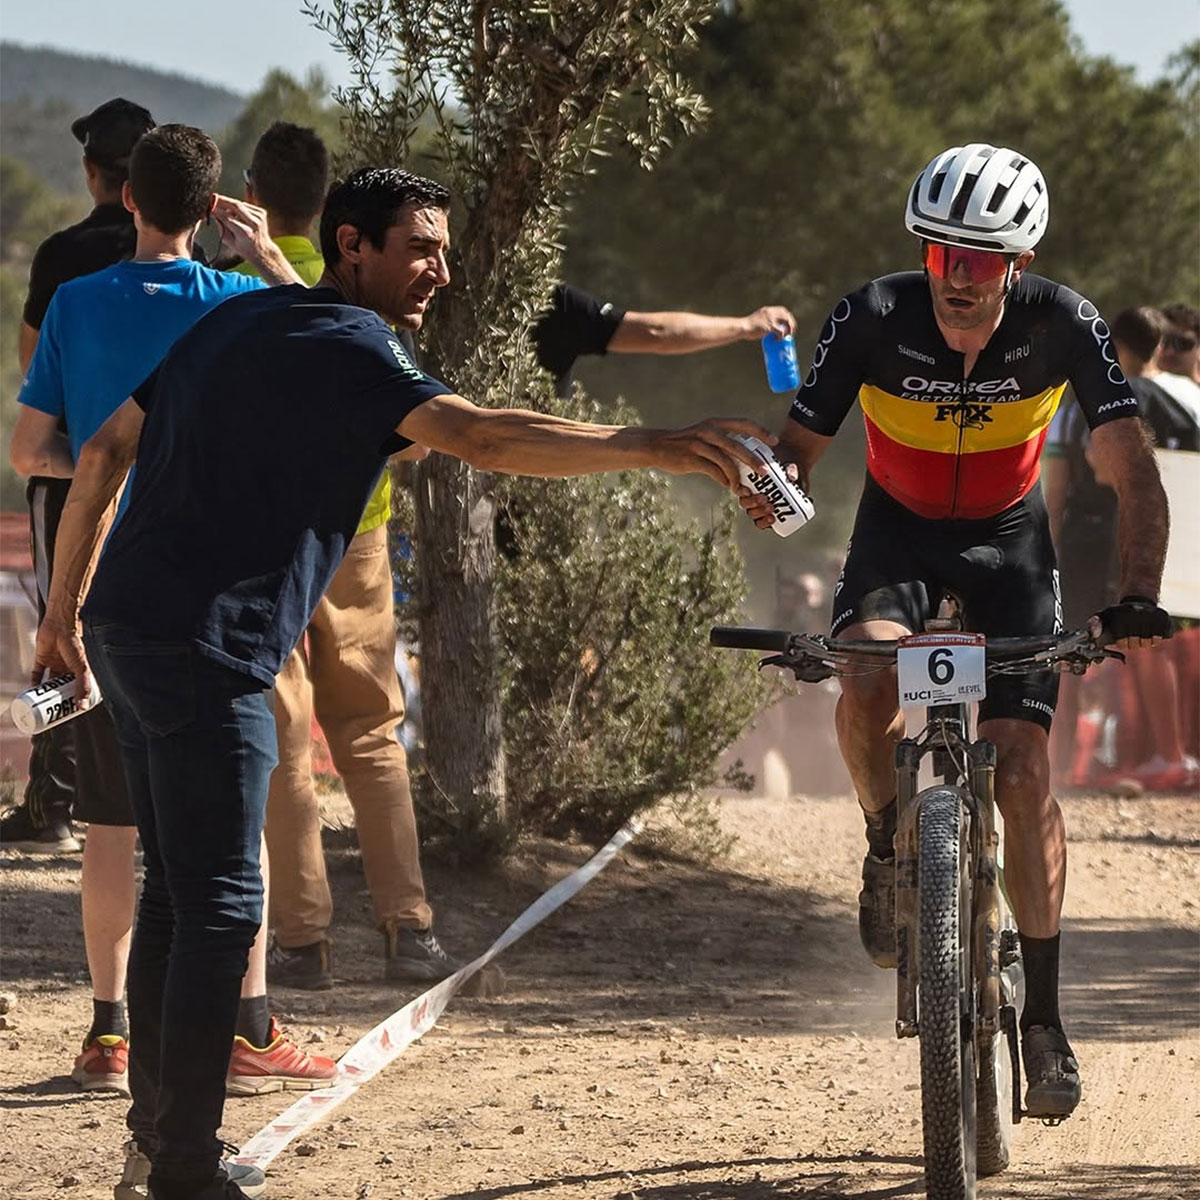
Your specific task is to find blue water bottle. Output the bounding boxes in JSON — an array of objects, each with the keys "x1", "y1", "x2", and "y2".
[{"x1": 762, "y1": 331, "x2": 800, "y2": 393}]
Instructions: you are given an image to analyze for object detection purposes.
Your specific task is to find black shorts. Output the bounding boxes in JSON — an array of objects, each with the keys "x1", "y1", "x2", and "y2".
[
  {"x1": 73, "y1": 703, "x2": 134, "y2": 826},
  {"x1": 831, "y1": 474, "x2": 1061, "y2": 732}
]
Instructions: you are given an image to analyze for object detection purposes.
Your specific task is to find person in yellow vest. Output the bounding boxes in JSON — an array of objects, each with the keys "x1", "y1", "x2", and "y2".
[{"x1": 233, "y1": 122, "x2": 455, "y2": 991}]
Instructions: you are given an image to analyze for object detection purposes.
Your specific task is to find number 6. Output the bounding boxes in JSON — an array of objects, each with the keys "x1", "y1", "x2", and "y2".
[{"x1": 928, "y1": 647, "x2": 955, "y2": 685}]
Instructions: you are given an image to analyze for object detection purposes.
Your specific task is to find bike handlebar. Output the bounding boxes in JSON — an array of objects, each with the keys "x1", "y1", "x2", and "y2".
[
  {"x1": 709, "y1": 626, "x2": 1114, "y2": 679},
  {"x1": 709, "y1": 626, "x2": 794, "y2": 652}
]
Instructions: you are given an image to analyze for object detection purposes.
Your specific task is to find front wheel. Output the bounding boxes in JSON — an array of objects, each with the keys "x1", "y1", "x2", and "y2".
[{"x1": 917, "y1": 787, "x2": 977, "y2": 1200}]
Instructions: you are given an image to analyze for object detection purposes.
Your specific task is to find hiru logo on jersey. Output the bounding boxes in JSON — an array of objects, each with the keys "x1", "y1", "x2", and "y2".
[{"x1": 933, "y1": 402, "x2": 994, "y2": 429}]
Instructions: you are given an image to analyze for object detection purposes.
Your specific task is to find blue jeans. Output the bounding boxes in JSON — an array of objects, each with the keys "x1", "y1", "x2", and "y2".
[{"x1": 83, "y1": 618, "x2": 277, "y2": 1193}]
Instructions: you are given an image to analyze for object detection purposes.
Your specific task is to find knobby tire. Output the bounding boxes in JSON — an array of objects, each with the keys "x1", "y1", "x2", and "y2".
[{"x1": 918, "y1": 788, "x2": 977, "y2": 1200}]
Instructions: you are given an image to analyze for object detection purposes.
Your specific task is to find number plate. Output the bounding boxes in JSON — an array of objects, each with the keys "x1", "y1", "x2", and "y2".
[{"x1": 896, "y1": 633, "x2": 987, "y2": 708}]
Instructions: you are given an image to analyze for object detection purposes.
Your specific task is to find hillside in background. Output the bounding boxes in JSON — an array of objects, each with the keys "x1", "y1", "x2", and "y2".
[{"x1": 0, "y1": 42, "x2": 245, "y2": 191}]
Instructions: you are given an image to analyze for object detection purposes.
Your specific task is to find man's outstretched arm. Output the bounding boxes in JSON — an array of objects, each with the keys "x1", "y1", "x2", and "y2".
[
  {"x1": 608, "y1": 305, "x2": 795, "y2": 356},
  {"x1": 398, "y1": 394, "x2": 772, "y2": 491}
]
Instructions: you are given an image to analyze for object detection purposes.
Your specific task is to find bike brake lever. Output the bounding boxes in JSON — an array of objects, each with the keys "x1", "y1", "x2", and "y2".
[{"x1": 760, "y1": 654, "x2": 834, "y2": 683}]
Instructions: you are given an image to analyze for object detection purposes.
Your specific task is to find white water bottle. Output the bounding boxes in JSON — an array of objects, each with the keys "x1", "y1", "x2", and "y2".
[{"x1": 9, "y1": 672, "x2": 101, "y2": 735}]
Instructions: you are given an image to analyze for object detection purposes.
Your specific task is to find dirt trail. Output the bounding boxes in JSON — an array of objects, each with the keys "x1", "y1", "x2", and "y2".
[{"x1": 2, "y1": 790, "x2": 1197, "y2": 1200}]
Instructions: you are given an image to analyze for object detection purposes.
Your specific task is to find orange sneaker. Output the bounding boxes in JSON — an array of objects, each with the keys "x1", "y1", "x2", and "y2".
[
  {"x1": 71, "y1": 1033, "x2": 129, "y2": 1092},
  {"x1": 226, "y1": 1017, "x2": 338, "y2": 1096}
]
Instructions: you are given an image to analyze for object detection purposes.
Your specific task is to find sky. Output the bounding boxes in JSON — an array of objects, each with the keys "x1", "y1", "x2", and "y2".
[{"x1": 1, "y1": 0, "x2": 1197, "y2": 97}]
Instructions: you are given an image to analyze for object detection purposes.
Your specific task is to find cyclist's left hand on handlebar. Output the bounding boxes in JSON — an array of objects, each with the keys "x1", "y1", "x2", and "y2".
[{"x1": 1089, "y1": 595, "x2": 1173, "y2": 650}]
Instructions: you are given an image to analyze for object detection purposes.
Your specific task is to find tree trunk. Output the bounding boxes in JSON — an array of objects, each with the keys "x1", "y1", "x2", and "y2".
[{"x1": 413, "y1": 449, "x2": 507, "y2": 839}]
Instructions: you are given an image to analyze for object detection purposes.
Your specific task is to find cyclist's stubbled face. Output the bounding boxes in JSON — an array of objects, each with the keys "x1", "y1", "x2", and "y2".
[{"x1": 925, "y1": 247, "x2": 1034, "y2": 332}]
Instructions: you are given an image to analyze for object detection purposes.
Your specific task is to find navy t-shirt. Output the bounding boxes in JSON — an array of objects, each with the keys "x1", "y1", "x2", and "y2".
[{"x1": 83, "y1": 285, "x2": 450, "y2": 685}]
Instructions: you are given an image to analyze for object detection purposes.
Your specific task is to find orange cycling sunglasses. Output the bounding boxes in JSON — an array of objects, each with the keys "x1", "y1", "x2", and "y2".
[{"x1": 923, "y1": 242, "x2": 1012, "y2": 284}]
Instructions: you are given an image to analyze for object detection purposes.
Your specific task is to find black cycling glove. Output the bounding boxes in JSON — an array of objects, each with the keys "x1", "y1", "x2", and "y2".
[{"x1": 1095, "y1": 595, "x2": 1173, "y2": 643}]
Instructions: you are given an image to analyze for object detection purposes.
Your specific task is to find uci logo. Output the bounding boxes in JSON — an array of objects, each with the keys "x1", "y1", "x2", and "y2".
[{"x1": 934, "y1": 403, "x2": 993, "y2": 429}]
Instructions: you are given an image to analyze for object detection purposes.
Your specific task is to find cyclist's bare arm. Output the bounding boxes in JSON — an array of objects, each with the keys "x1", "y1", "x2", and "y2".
[
  {"x1": 1087, "y1": 416, "x2": 1169, "y2": 603},
  {"x1": 740, "y1": 421, "x2": 832, "y2": 528}
]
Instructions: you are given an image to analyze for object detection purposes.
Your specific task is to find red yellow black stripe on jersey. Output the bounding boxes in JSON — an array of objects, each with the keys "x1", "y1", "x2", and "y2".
[{"x1": 859, "y1": 381, "x2": 1067, "y2": 519}]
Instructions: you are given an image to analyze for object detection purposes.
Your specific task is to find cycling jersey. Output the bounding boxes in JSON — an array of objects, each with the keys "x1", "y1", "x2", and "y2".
[{"x1": 789, "y1": 272, "x2": 1138, "y2": 519}]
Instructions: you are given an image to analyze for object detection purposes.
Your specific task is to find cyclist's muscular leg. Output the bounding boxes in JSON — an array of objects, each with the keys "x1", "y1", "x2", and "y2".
[
  {"x1": 837, "y1": 619, "x2": 910, "y2": 970},
  {"x1": 981, "y1": 719, "x2": 1064, "y2": 938},
  {"x1": 835, "y1": 619, "x2": 911, "y2": 816},
  {"x1": 983, "y1": 717, "x2": 1080, "y2": 1116}
]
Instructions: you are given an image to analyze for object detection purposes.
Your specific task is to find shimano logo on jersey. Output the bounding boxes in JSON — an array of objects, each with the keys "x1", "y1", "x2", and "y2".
[
  {"x1": 1096, "y1": 397, "x2": 1138, "y2": 414},
  {"x1": 898, "y1": 344, "x2": 936, "y2": 365},
  {"x1": 902, "y1": 375, "x2": 1020, "y2": 396},
  {"x1": 831, "y1": 608, "x2": 854, "y2": 633},
  {"x1": 1021, "y1": 698, "x2": 1055, "y2": 718},
  {"x1": 1005, "y1": 343, "x2": 1031, "y2": 363},
  {"x1": 934, "y1": 403, "x2": 994, "y2": 429}
]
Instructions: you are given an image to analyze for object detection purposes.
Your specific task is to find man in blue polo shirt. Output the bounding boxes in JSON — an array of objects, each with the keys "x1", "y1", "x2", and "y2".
[
  {"x1": 10, "y1": 124, "x2": 327, "y2": 1199},
  {"x1": 36, "y1": 167, "x2": 767, "y2": 1200}
]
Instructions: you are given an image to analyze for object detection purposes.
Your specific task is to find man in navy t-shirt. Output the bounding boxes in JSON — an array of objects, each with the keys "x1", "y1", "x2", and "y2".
[{"x1": 37, "y1": 167, "x2": 767, "y2": 1200}]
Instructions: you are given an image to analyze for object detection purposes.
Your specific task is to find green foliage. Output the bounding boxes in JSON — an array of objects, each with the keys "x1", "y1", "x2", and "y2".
[
  {"x1": 0, "y1": 158, "x2": 87, "y2": 510},
  {"x1": 563, "y1": 0, "x2": 1200, "y2": 609},
  {"x1": 215, "y1": 68, "x2": 345, "y2": 197},
  {"x1": 495, "y1": 393, "x2": 766, "y2": 841},
  {"x1": 319, "y1": 0, "x2": 740, "y2": 858},
  {"x1": 0, "y1": 43, "x2": 244, "y2": 193},
  {"x1": 0, "y1": 155, "x2": 80, "y2": 263}
]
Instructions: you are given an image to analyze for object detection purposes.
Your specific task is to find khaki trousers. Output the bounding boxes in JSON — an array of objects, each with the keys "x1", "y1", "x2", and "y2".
[{"x1": 265, "y1": 524, "x2": 432, "y2": 946}]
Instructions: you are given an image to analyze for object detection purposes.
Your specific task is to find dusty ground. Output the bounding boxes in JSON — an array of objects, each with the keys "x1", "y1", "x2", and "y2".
[{"x1": 2, "y1": 788, "x2": 1198, "y2": 1200}]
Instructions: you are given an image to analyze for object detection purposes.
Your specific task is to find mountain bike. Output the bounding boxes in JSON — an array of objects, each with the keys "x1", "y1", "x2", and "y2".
[{"x1": 711, "y1": 601, "x2": 1112, "y2": 1200}]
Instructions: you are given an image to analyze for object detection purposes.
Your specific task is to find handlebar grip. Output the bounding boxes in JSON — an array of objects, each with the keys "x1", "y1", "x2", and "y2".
[{"x1": 709, "y1": 626, "x2": 794, "y2": 652}]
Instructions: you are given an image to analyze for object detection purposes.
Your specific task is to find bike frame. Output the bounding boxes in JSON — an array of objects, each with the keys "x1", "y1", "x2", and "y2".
[{"x1": 893, "y1": 693, "x2": 1022, "y2": 1128}]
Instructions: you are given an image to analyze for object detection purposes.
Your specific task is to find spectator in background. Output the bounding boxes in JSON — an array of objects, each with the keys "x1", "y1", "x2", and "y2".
[
  {"x1": 1046, "y1": 308, "x2": 1199, "y2": 792},
  {"x1": 1155, "y1": 302, "x2": 1200, "y2": 425},
  {"x1": 1, "y1": 98, "x2": 154, "y2": 855},
  {"x1": 532, "y1": 282, "x2": 796, "y2": 397},
  {"x1": 227, "y1": 124, "x2": 463, "y2": 992},
  {"x1": 10, "y1": 124, "x2": 330, "y2": 1200},
  {"x1": 1103, "y1": 308, "x2": 1198, "y2": 792}
]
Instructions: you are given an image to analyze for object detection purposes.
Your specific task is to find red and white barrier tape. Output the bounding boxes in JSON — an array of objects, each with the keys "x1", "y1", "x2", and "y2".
[{"x1": 233, "y1": 818, "x2": 641, "y2": 1171}]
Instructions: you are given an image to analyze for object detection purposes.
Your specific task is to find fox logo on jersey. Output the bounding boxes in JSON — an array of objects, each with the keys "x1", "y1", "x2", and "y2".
[{"x1": 934, "y1": 402, "x2": 994, "y2": 429}]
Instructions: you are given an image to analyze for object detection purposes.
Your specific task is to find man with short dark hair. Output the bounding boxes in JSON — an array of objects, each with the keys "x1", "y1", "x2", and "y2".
[
  {"x1": 37, "y1": 166, "x2": 766, "y2": 1200},
  {"x1": 229, "y1": 125, "x2": 460, "y2": 993},
  {"x1": 1, "y1": 98, "x2": 155, "y2": 856}
]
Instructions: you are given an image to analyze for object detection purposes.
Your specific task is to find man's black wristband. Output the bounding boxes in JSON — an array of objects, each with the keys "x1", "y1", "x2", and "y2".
[{"x1": 1119, "y1": 594, "x2": 1157, "y2": 607}]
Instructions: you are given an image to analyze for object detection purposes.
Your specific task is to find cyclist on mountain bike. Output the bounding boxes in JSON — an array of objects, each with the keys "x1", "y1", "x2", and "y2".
[{"x1": 741, "y1": 144, "x2": 1172, "y2": 1119}]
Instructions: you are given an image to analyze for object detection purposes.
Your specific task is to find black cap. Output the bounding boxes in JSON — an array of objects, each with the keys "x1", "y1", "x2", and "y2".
[{"x1": 71, "y1": 98, "x2": 156, "y2": 169}]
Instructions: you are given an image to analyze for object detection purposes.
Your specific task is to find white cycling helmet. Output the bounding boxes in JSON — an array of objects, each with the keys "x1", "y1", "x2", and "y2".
[{"x1": 905, "y1": 144, "x2": 1049, "y2": 253}]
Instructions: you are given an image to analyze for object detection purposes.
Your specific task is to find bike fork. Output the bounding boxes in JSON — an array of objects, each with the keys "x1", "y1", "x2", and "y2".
[{"x1": 895, "y1": 738, "x2": 921, "y2": 1039}]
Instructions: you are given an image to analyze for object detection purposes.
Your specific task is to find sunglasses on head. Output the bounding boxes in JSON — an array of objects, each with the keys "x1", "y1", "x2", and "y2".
[{"x1": 923, "y1": 242, "x2": 1013, "y2": 284}]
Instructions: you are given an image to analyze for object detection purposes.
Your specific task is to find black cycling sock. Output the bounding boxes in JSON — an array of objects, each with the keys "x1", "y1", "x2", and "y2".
[
  {"x1": 88, "y1": 998, "x2": 128, "y2": 1042},
  {"x1": 1019, "y1": 932, "x2": 1063, "y2": 1032},
  {"x1": 863, "y1": 799, "x2": 898, "y2": 861},
  {"x1": 236, "y1": 994, "x2": 272, "y2": 1047}
]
